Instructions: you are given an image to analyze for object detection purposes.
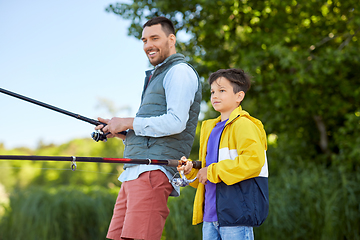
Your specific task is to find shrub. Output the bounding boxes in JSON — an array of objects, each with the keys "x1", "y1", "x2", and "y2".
[{"x1": 0, "y1": 186, "x2": 117, "y2": 240}]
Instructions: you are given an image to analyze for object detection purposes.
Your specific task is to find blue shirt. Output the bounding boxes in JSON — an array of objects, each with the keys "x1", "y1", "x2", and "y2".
[
  {"x1": 119, "y1": 62, "x2": 199, "y2": 197},
  {"x1": 203, "y1": 119, "x2": 227, "y2": 222}
]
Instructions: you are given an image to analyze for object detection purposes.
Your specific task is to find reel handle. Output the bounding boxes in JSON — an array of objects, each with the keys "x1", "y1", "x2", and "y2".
[{"x1": 91, "y1": 122, "x2": 127, "y2": 142}]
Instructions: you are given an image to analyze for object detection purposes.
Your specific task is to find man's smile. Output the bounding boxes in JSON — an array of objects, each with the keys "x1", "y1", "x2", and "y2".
[{"x1": 147, "y1": 49, "x2": 158, "y2": 57}]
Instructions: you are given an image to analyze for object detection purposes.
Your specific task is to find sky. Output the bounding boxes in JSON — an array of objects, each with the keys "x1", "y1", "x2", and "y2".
[{"x1": 0, "y1": 0, "x2": 151, "y2": 149}]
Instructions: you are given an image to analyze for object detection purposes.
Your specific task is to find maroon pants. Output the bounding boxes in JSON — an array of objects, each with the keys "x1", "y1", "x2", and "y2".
[{"x1": 106, "y1": 170, "x2": 173, "y2": 240}]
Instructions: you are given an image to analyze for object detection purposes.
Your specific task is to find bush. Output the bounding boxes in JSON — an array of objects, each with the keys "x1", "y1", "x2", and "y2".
[
  {"x1": 165, "y1": 187, "x2": 202, "y2": 240},
  {"x1": 166, "y1": 163, "x2": 360, "y2": 240},
  {"x1": 1, "y1": 164, "x2": 359, "y2": 240},
  {"x1": 255, "y1": 164, "x2": 360, "y2": 240},
  {"x1": 0, "y1": 186, "x2": 117, "y2": 240}
]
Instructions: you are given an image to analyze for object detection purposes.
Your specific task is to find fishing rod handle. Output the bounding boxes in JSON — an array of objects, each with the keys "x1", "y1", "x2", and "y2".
[
  {"x1": 191, "y1": 160, "x2": 202, "y2": 169},
  {"x1": 167, "y1": 159, "x2": 201, "y2": 169}
]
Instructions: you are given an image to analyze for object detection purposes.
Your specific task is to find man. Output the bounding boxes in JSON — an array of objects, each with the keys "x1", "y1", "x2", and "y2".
[{"x1": 96, "y1": 16, "x2": 201, "y2": 240}]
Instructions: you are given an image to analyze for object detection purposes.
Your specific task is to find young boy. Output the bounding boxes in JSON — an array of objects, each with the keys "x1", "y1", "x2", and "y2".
[{"x1": 178, "y1": 68, "x2": 269, "y2": 240}]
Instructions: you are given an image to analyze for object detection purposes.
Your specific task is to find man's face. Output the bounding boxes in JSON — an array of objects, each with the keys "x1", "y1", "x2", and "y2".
[{"x1": 141, "y1": 24, "x2": 175, "y2": 66}]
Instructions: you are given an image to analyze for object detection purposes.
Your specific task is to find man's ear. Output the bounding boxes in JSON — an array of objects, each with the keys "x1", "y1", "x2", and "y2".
[{"x1": 169, "y1": 34, "x2": 176, "y2": 48}]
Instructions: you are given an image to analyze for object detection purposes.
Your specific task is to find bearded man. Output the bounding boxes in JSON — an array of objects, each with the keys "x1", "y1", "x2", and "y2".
[{"x1": 96, "y1": 16, "x2": 201, "y2": 240}]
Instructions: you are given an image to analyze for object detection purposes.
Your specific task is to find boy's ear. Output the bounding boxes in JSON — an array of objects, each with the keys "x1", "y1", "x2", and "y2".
[{"x1": 237, "y1": 91, "x2": 245, "y2": 104}]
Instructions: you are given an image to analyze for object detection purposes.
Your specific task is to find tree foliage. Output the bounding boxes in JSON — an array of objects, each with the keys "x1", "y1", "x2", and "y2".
[
  {"x1": 106, "y1": 0, "x2": 360, "y2": 169},
  {"x1": 1, "y1": 2, "x2": 359, "y2": 238},
  {"x1": 105, "y1": 1, "x2": 360, "y2": 238}
]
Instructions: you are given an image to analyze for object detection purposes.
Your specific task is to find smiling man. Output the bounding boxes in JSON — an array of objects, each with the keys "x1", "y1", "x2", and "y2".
[
  {"x1": 96, "y1": 16, "x2": 202, "y2": 240},
  {"x1": 142, "y1": 22, "x2": 175, "y2": 66}
]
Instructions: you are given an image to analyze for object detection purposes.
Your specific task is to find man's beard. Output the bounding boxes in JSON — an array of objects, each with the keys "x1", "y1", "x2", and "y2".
[{"x1": 148, "y1": 44, "x2": 171, "y2": 66}]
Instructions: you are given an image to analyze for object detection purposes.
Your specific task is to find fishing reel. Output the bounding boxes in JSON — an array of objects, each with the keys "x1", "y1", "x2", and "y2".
[
  {"x1": 170, "y1": 170, "x2": 197, "y2": 187},
  {"x1": 91, "y1": 130, "x2": 128, "y2": 142},
  {"x1": 91, "y1": 131, "x2": 108, "y2": 142}
]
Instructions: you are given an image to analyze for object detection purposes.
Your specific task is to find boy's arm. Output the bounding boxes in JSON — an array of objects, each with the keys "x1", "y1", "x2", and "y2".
[{"x1": 207, "y1": 118, "x2": 267, "y2": 185}]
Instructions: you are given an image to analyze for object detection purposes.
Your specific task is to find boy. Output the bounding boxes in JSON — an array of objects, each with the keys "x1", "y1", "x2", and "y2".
[{"x1": 178, "y1": 68, "x2": 269, "y2": 240}]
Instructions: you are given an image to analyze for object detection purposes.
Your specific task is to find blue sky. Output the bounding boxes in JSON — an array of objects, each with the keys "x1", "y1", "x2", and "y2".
[{"x1": 0, "y1": 0, "x2": 150, "y2": 149}]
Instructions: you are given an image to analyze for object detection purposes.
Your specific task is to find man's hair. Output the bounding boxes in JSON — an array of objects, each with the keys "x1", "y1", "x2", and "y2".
[
  {"x1": 143, "y1": 16, "x2": 176, "y2": 36},
  {"x1": 208, "y1": 68, "x2": 252, "y2": 93}
]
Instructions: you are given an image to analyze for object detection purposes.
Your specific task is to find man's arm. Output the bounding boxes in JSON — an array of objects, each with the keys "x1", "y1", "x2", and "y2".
[{"x1": 133, "y1": 63, "x2": 198, "y2": 137}]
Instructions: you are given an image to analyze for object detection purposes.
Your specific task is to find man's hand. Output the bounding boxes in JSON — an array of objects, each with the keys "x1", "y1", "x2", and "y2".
[
  {"x1": 197, "y1": 167, "x2": 208, "y2": 185},
  {"x1": 95, "y1": 117, "x2": 134, "y2": 140},
  {"x1": 106, "y1": 117, "x2": 134, "y2": 133}
]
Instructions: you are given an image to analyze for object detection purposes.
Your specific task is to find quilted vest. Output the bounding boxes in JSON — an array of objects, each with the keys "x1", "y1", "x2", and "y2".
[{"x1": 123, "y1": 53, "x2": 201, "y2": 176}]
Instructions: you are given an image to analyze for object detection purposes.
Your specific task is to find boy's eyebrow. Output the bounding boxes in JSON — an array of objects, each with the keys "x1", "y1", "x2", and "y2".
[{"x1": 210, "y1": 85, "x2": 226, "y2": 91}]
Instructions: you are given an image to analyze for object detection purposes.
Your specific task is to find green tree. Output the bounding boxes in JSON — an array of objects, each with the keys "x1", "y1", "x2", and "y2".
[
  {"x1": 105, "y1": 1, "x2": 360, "y2": 239},
  {"x1": 106, "y1": 0, "x2": 360, "y2": 169}
]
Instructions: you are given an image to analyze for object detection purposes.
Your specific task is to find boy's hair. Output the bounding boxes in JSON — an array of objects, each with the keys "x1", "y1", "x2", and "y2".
[
  {"x1": 143, "y1": 16, "x2": 176, "y2": 36},
  {"x1": 209, "y1": 68, "x2": 251, "y2": 93}
]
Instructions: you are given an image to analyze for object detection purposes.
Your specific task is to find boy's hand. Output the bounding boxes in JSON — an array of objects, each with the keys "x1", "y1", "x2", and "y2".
[
  {"x1": 197, "y1": 167, "x2": 208, "y2": 185},
  {"x1": 177, "y1": 156, "x2": 193, "y2": 175}
]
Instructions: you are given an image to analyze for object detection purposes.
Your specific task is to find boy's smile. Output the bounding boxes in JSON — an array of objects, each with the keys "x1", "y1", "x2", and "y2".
[{"x1": 211, "y1": 77, "x2": 244, "y2": 120}]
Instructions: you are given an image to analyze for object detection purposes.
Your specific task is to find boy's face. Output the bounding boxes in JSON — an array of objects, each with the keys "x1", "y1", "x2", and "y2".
[{"x1": 210, "y1": 77, "x2": 244, "y2": 118}]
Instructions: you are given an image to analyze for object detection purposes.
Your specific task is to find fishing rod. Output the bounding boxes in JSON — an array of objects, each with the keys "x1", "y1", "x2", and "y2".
[
  {"x1": 0, "y1": 155, "x2": 201, "y2": 186},
  {"x1": 0, "y1": 87, "x2": 125, "y2": 142}
]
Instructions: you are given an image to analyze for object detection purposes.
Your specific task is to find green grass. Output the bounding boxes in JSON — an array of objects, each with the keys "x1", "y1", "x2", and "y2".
[
  {"x1": 0, "y1": 164, "x2": 359, "y2": 240},
  {"x1": 0, "y1": 186, "x2": 117, "y2": 240}
]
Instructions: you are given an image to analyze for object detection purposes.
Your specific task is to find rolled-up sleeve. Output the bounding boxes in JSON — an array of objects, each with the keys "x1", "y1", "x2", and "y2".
[{"x1": 133, "y1": 63, "x2": 198, "y2": 137}]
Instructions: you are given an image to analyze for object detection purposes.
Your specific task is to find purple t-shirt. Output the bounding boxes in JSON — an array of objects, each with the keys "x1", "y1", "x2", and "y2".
[{"x1": 203, "y1": 119, "x2": 227, "y2": 222}]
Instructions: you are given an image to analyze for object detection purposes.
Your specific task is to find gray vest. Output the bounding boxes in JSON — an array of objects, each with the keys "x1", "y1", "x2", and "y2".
[{"x1": 124, "y1": 53, "x2": 201, "y2": 176}]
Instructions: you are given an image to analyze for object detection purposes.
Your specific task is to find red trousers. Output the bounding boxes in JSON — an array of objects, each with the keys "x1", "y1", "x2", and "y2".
[{"x1": 106, "y1": 170, "x2": 173, "y2": 240}]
